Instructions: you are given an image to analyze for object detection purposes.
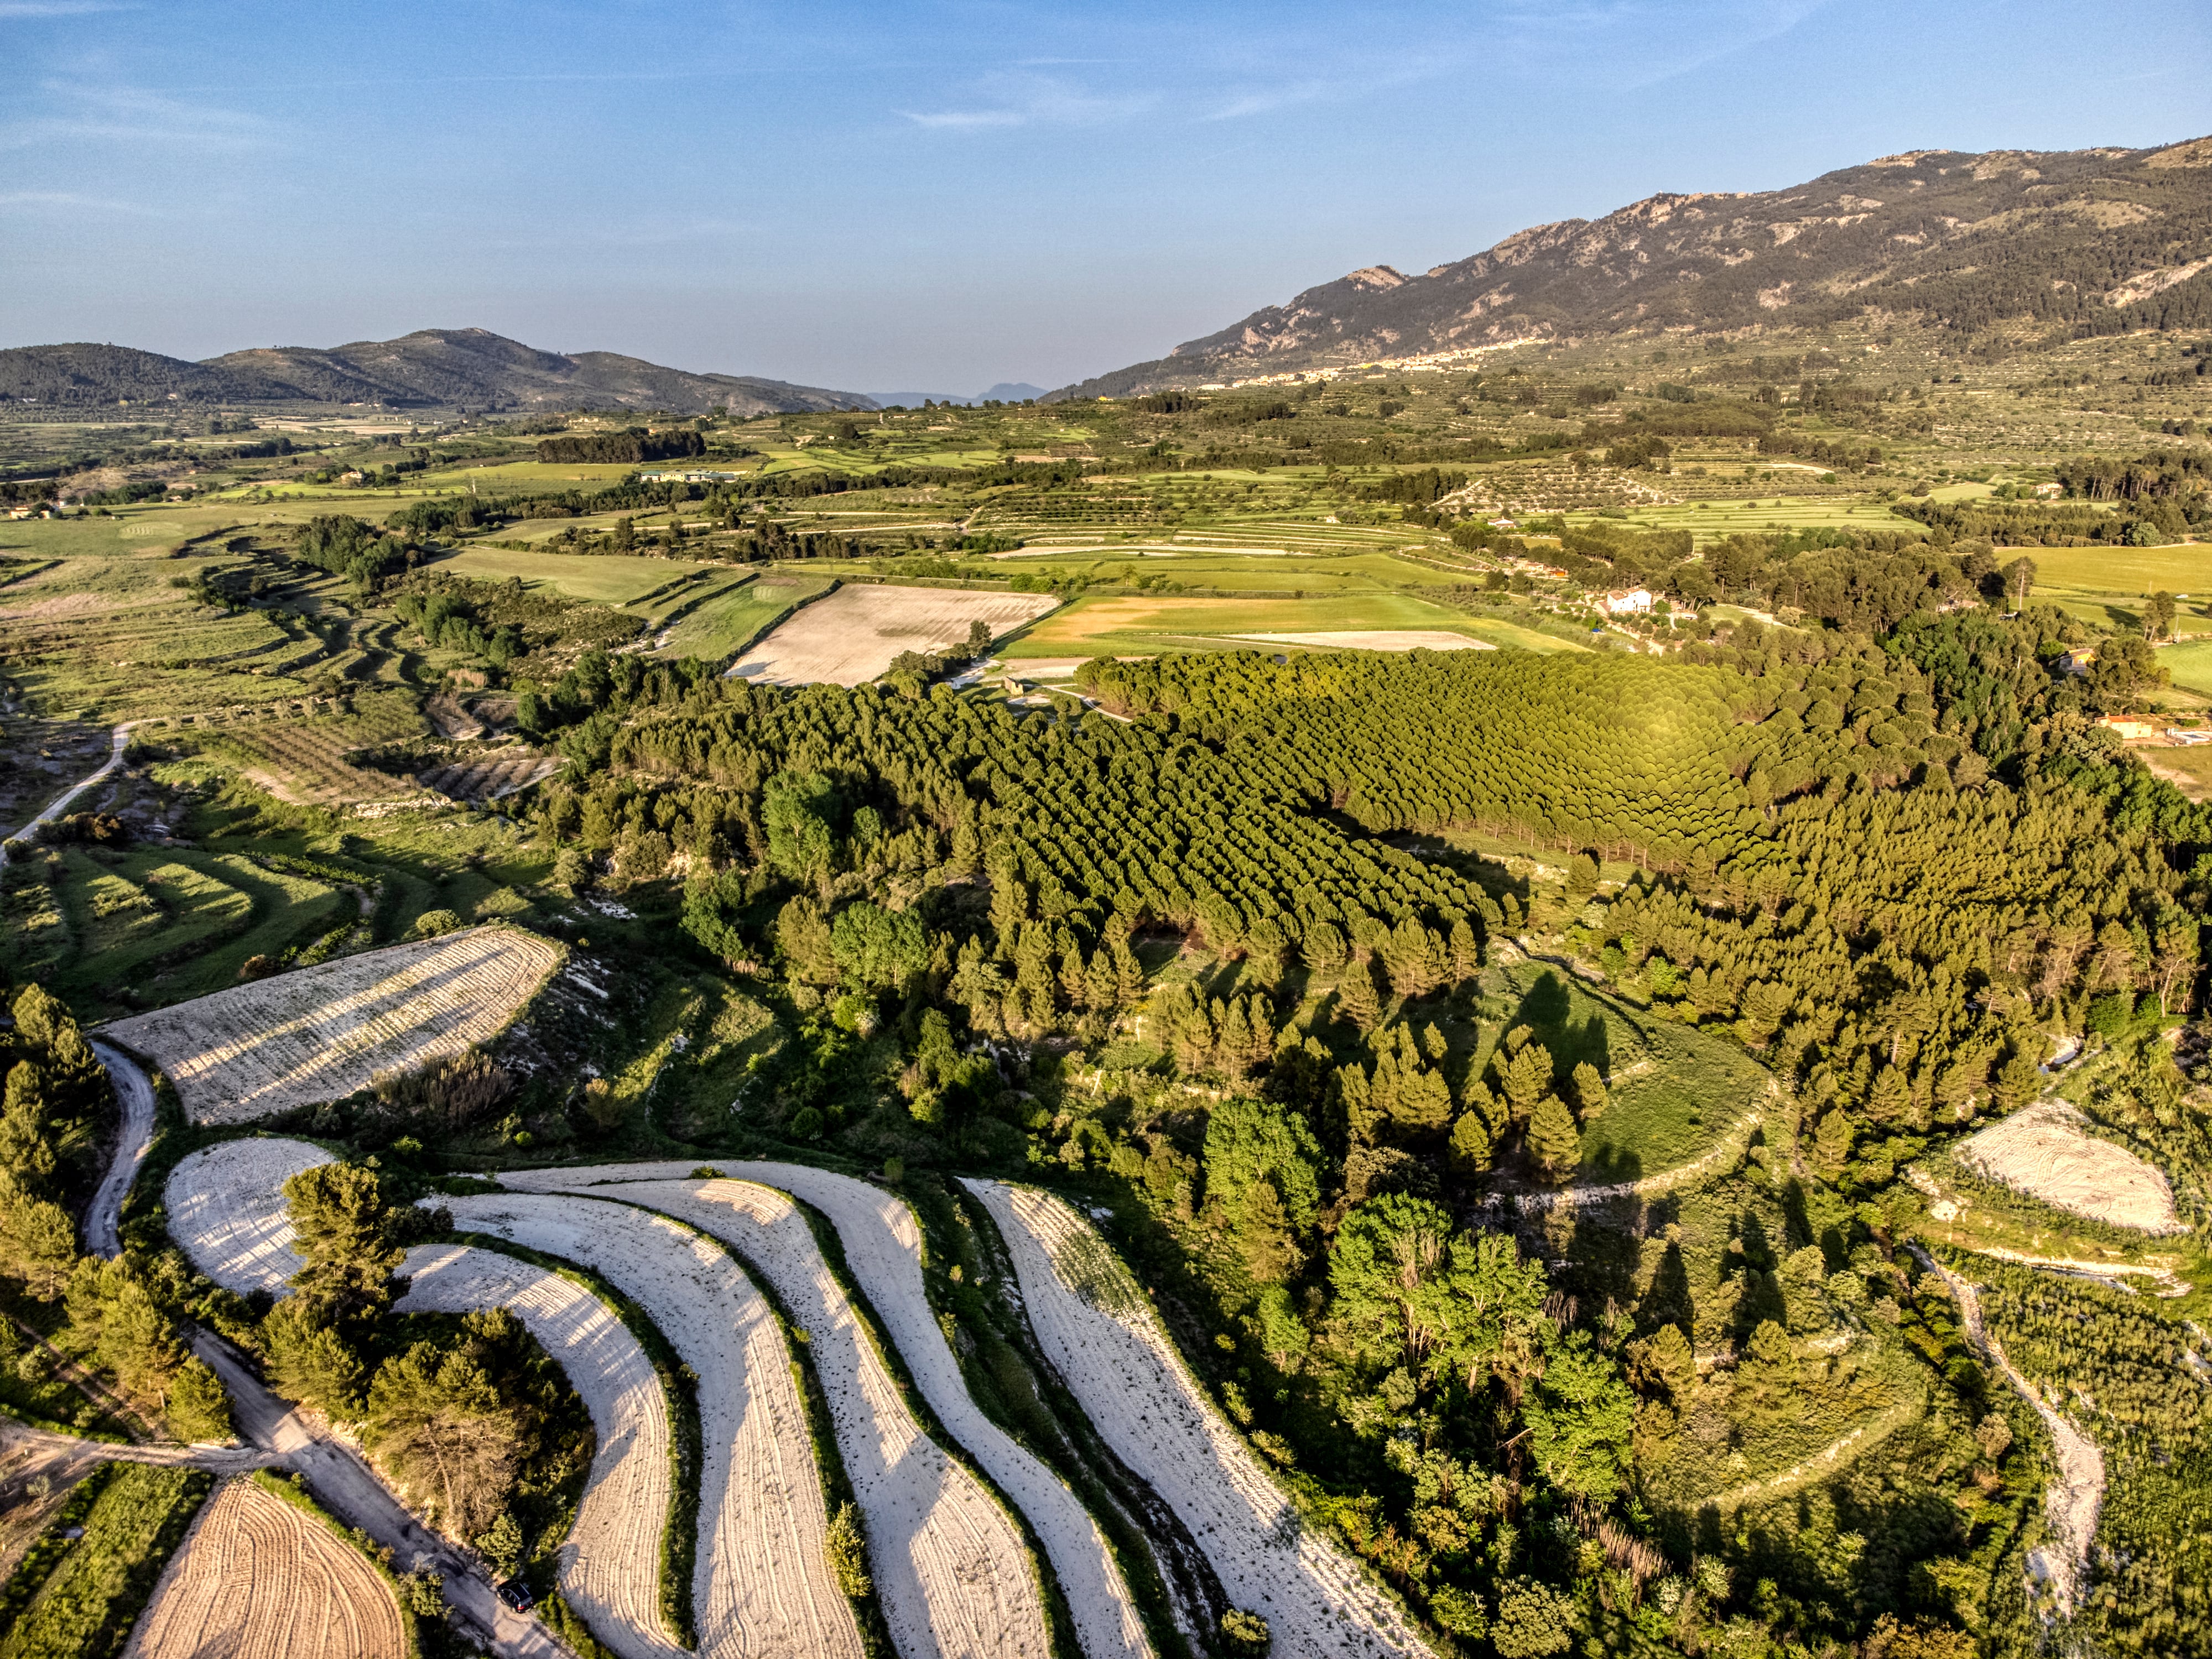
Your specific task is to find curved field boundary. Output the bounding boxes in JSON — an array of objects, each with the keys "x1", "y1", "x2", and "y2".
[
  {"x1": 442, "y1": 1192, "x2": 865, "y2": 1659},
  {"x1": 102, "y1": 925, "x2": 563, "y2": 1125},
  {"x1": 505, "y1": 1172, "x2": 1049, "y2": 1659},
  {"x1": 123, "y1": 1472, "x2": 408, "y2": 1659},
  {"x1": 165, "y1": 1137, "x2": 334, "y2": 1294},
  {"x1": 397, "y1": 1244, "x2": 680, "y2": 1659},
  {"x1": 965, "y1": 1179, "x2": 1434, "y2": 1659},
  {"x1": 504, "y1": 1160, "x2": 1153, "y2": 1659},
  {"x1": 1909, "y1": 1245, "x2": 2104, "y2": 1615}
]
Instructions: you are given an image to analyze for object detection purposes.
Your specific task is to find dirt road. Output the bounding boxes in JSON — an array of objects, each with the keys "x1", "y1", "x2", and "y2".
[
  {"x1": 84, "y1": 1039, "x2": 157, "y2": 1257},
  {"x1": 0, "y1": 721, "x2": 134, "y2": 866},
  {"x1": 1909, "y1": 1245, "x2": 2105, "y2": 1613}
]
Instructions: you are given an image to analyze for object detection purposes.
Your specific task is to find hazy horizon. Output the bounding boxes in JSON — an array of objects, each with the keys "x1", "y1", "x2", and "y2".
[{"x1": 4, "y1": 0, "x2": 2209, "y2": 394}]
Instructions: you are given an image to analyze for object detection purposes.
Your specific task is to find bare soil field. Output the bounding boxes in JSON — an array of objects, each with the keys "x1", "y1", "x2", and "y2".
[
  {"x1": 965, "y1": 1180, "x2": 1433, "y2": 1659},
  {"x1": 398, "y1": 1244, "x2": 679, "y2": 1659},
  {"x1": 441, "y1": 1192, "x2": 865, "y2": 1659},
  {"x1": 123, "y1": 1474, "x2": 407, "y2": 1659},
  {"x1": 513, "y1": 1175, "x2": 1048, "y2": 1659},
  {"x1": 1228, "y1": 630, "x2": 1493, "y2": 651},
  {"x1": 105, "y1": 925, "x2": 562, "y2": 1125},
  {"x1": 165, "y1": 1137, "x2": 334, "y2": 1293},
  {"x1": 504, "y1": 1160, "x2": 1153, "y2": 1659},
  {"x1": 730, "y1": 585, "x2": 1058, "y2": 687},
  {"x1": 1957, "y1": 1101, "x2": 2184, "y2": 1234}
]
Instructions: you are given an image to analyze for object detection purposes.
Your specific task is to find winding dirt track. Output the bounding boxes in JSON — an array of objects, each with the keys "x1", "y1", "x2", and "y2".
[
  {"x1": 503, "y1": 1159, "x2": 1153, "y2": 1659},
  {"x1": 443, "y1": 1191, "x2": 865, "y2": 1659},
  {"x1": 397, "y1": 1244, "x2": 681, "y2": 1659},
  {"x1": 85, "y1": 1039, "x2": 157, "y2": 1258},
  {"x1": 1909, "y1": 1246, "x2": 2105, "y2": 1613},
  {"x1": 520, "y1": 1175, "x2": 1047, "y2": 1659},
  {"x1": 966, "y1": 1180, "x2": 1432, "y2": 1659},
  {"x1": 124, "y1": 1474, "x2": 407, "y2": 1659}
]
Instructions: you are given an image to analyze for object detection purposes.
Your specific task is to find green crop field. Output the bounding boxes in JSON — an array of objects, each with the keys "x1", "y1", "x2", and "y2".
[
  {"x1": 2163, "y1": 638, "x2": 2212, "y2": 694},
  {"x1": 0, "y1": 1464, "x2": 211, "y2": 1659},
  {"x1": 653, "y1": 571, "x2": 834, "y2": 661},
  {"x1": 1561, "y1": 494, "x2": 1928, "y2": 542},
  {"x1": 426, "y1": 543, "x2": 726, "y2": 606}
]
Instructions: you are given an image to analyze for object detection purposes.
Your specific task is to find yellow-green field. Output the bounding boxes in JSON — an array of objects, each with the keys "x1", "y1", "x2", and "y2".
[
  {"x1": 1561, "y1": 495, "x2": 1928, "y2": 542},
  {"x1": 426, "y1": 544, "x2": 726, "y2": 607},
  {"x1": 1000, "y1": 591, "x2": 1582, "y2": 658},
  {"x1": 2163, "y1": 638, "x2": 2212, "y2": 695}
]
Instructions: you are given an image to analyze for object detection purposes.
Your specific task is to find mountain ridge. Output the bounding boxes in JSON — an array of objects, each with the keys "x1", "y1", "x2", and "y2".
[
  {"x1": 0, "y1": 326, "x2": 875, "y2": 415},
  {"x1": 1051, "y1": 136, "x2": 2212, "y2": 399}
]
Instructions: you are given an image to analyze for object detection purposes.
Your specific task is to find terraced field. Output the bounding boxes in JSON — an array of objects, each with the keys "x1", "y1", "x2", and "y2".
[
  {"x1": 397, "y1": 1244, "x2": 679, "y2": 1659},
  {"x1": 105, "y1": 925, "x2": 562, "y2": 1123},
  {"x1": 525, "y1": 1175, "x2": 1050, "y2": 1659},
  {"x1": 502, "y1": 1160, "x2": 1156, "y2": 1659},
  {"x1": 165, "y1": 1137, "x2": 332, "y2": 1293},
  {"x1": 442, "y1": 1191, "x2": 867, "y2": 1659},
  {"x1": 965, "y1": 1180, "x2": 1434, "y2": 1659}
]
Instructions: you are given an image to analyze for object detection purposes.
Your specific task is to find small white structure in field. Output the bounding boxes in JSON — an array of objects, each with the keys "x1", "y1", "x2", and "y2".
[{"x1": 1600, "y1": 587, "x2": 1656, "y2": 615}]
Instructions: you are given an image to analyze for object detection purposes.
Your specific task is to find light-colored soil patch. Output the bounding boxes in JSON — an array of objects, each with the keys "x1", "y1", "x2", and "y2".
[
  {"x1": 1958, "y1": 1100, "x2": 2183, "y2": 1234},
  {"x1": 441, "y1": 1192, "x2": 863, "y2": 1659},
  {"x1": 965, "y1": 1180, "x2": 1432, "y2": 1659},
  {"x1": 124, "y1": 1474, "x2": 407, "y2": 1659},
  {"x1": 730, "y1": 585, "x2": 1058, "y2": 686},
  {"x1": 165, "y1": 1137, "x2": 334, "y2": 1294},
  {"x1": 398, "y1": 1244, "x2": 678, "y2": 1659},
  {"x1": 104, "y1": 925, "x2": 562, "y2": 1125},
  {"x1": 506, "y1": 1175, "x2": 1045, "y2": 1659},
  {"x1": 505, "y1": 1160, "x2": 1152, "y2": 1659},
  {"x1": 1228, "y1": 630, "x2": 1492, "y2": 652}
]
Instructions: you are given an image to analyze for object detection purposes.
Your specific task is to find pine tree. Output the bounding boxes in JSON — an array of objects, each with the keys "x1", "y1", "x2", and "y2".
[
  {"x1": 1527, "y1": 1092, "x2": 1581, "y2": 1182},
  {"x1": 1571, "y1": 1061, "x2": 1609, "y2": 1124},
  {"x1": 1448, "y1": 1112, "x2": 1492, "y2": 1175},
  {"x1": 1337, "y1": 962, "x2": 1382, "y2": 1033}
]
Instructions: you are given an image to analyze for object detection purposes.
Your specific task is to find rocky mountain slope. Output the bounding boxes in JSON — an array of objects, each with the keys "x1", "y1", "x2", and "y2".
[
  {"x1": 1054, "y1": 137, "x2": 2212, "y2": 398},
  {"x1": 0, "y1": 327, "x2": 874, "y2": 414}
]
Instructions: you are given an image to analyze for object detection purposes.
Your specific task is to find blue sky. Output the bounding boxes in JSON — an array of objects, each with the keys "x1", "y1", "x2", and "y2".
[{"x1": 3, "y1": 0, "x2": 2208, "y2": 394}]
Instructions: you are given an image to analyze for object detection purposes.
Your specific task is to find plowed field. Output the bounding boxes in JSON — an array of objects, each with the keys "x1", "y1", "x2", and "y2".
[
  {"x1": 123, "y1": 1475, "x2": 405, "y2": 1659},
  {"x1": 398, "y1": 1244, "x2": 678, "y2": 1659},
  {"x1": 965, "y1": 1180, "x2": 1432, "y2": 1659},
  {"x1": 442, "y1": 1192, "x2": 864, "y2": 1659},
  {"x1": 105, "y1": 925, "x2": 561, "y2": 1124}
]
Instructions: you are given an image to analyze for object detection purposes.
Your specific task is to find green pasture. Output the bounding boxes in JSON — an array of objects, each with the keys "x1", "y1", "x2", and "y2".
[
  {"x1": 1482, "y1": 961, "x2": 1774, "y2": 1184},
  {"x1": 2029, "y1": 542, "x2": 2212, "y2": 599},
  {"x1": 1560, "y1": 494, "x2": 1927, "y2": 544},
  {"x1": 2162, "y1": 638, "x2": 2212, "y2": 695},
  {"x1": 3, "y1": 843, "x2": 353, "y2": 1018},
  {"x1": 655, "y1": 572, "x2": 833, "y2": 662},
  {"x1": 426, "y1": 544, "x2": 726, "y2": 607}
]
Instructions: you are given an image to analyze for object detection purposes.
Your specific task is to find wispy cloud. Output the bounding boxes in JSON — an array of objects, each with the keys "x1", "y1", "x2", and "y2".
[
  {"x1": 900, "y1": 73, "x2": 1156, "y2": 131},
  {"x1": 0, "y1": 82, "x2": 269, "y2": 152},
  {"x1": 0, "y1": 2, "x2": 130, "y2": 17},
  {"x1": 0, "y1": 188, "x2": 167, "y2": 214}
]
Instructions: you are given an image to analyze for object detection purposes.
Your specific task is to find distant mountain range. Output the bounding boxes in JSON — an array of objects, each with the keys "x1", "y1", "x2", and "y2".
[
  {"x1": 866, "y1": 383, "x2": 1048, "y2": 408},
  {"x1": 0, "y1": 327, "x2": 876, "y2": 415},
  {"x1": 1053, "y1": 137, "x2": 2212, "y2": 398}
]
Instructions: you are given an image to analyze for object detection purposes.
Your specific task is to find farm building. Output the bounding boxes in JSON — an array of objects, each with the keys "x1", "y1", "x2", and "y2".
[
  {"x1": 1600, "y1": 588, "x2": 1656, "y2": 615},
  {"x1": 2059, "y1": 646, "x2": 2098, "y2": 675},
  {"x1": 2098, "y1": 714, "x2": 2158, "y2": 740}
]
